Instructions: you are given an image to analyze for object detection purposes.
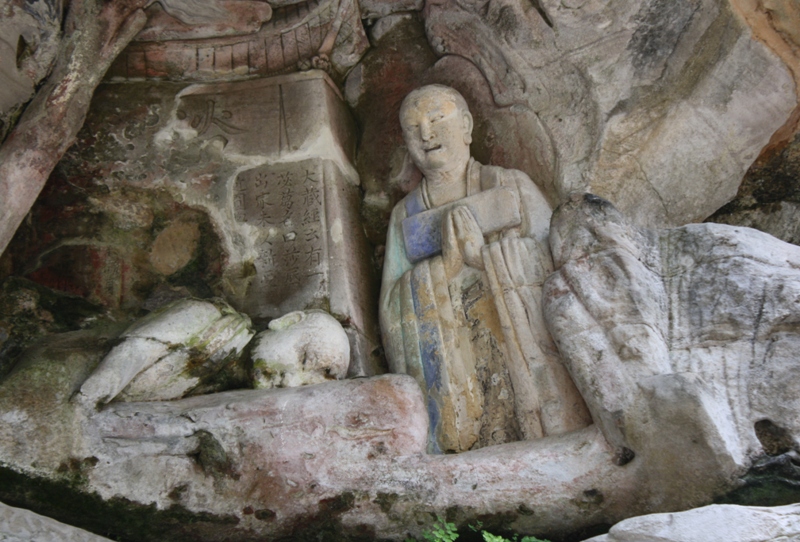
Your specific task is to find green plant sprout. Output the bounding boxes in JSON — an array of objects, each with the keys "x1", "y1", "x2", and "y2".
[{"x1": 406, "y1": 517, "x2": 550, "y2": 542}]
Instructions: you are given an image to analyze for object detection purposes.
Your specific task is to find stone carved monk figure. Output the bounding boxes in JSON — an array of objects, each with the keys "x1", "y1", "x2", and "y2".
[{"x1": 380, "y1": 85, "x2": 590, "y2": 453}]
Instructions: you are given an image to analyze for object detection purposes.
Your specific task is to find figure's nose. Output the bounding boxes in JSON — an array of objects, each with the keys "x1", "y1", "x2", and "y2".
[{"x1": 420, "y1": 120, "x2": 432, "y2": 141}]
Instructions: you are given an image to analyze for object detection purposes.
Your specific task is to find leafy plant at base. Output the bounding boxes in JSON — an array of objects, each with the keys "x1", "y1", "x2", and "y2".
[
  {"x1": 406, "y1": 517, "x2": 550, "y2": 542},
  {"x1": 481, "y1": 532, "x2": 549, "y2": 542}
]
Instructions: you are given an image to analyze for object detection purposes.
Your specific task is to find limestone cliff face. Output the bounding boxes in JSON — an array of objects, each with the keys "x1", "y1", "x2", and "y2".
[{"x1": 708, "y1": 0, "x2": 800, "y2": 245}]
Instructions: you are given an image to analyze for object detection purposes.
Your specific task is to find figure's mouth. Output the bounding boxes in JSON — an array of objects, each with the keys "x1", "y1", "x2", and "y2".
[{"x1": 424, "y1": 144, "x2": 442, "y2": 153}]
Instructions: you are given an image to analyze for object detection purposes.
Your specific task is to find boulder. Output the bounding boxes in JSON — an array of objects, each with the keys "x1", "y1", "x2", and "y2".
[
  {"x1": 545, "y1": 193, "x2": 800, "y2": 509},
  {"x1": 585, "y1": 503, "x2": 800, "y2": 542}
]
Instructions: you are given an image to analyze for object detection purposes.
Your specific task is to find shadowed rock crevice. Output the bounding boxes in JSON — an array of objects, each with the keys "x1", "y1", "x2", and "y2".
[
  {"x1": 190, "y1": 430, "x2": 240, "y2": 481},
  {"x1": 0, "y1": 465, "x2": 243, "y2": 542},
  {"x1": 716, "y1": 453, "x2": 800, "y2": 507}
]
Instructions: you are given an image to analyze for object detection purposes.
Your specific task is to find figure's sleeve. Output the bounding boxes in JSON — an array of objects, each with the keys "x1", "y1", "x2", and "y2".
[
  {"x1": 379, "y1": 201, "x2": 414, "y2": 374},
  {"x1": 508, "y1": 169, "x2": 552, "y2": 248},
  {"x1": 480, "y1": 168, "x2": 593, "y2": 437}
]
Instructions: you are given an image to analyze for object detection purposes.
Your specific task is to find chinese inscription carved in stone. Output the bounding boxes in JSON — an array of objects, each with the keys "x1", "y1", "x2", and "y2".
[{"x1": 234, "y1": 161, "x2": 327, "y2": 313}]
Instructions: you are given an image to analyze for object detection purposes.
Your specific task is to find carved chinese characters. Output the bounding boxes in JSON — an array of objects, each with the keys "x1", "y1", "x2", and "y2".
[{"x1": 233, "y1": 162, "x2": 328, "y2": 312}]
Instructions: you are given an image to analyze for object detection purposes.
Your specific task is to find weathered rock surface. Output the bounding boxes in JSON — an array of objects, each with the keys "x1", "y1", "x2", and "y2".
[
  {"x1": 711, "y1": 130, "x2": 800, "y2": 246},
  {"x1": 2, "y1": 184, "x2": 224, "y2": 313},
  {"x1": 545, "y1": 193, "x2": 800, "y2": 510},
  {"x1": 251, "y1": 310, "x2": 350, "y2": 389},
  {"x1": 0, "y1": 0, "x2": 62, "y2": 140},
  {"x1": 358, "y1": 0, "x2": 422, "y2": 20},
  {"x1": 0, "y1": 500, "x2": 113, "y2": 542},
  {"x1": 0, "y1": 277, "x2": 102, "y2": 379},
  {"x1": 419, "y1": 0, "x2": 796, "y2": 227},
  {"x1": 585, "y1": 503, "x2": 800, "y2": 542},
  {"x1": 3, "y1": 70, "x2": 381, "y2": 376}
]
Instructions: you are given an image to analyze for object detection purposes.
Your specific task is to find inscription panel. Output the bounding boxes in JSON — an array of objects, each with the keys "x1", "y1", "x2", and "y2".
[{"x1": 233, "y1": 161, "x2": 328, "y2": 314}]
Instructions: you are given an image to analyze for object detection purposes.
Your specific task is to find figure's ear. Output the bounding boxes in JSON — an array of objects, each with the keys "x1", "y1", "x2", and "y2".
[{"x1": 462, "y1": 111, "x2": 473, "y2": 145}]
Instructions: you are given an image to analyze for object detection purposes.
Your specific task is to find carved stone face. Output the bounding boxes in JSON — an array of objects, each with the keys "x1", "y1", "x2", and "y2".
[
  {"x1": 400, "y1": 90, "x2": 472, "y2": 177},
  {"x1": 250, "y1": 310, "x2": 350, "y2": 390}
]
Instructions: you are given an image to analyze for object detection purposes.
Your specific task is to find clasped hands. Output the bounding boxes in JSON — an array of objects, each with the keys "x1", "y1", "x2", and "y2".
[{"x1": 442, "y1": 205, "x2": 485, "y2": 279}]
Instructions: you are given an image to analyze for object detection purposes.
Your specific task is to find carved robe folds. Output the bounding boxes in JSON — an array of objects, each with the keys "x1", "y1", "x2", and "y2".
[{"x1": 380, "y1": 159, "x2": 590, "y2": 452}]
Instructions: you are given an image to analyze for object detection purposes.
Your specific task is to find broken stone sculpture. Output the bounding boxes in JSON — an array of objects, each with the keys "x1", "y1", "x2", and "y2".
[
  {"x1": 585, "y1": 503, "x2": 800, "y2": 542},
  {"x1": 77, "y1": 298, "x2": 254, "y2": 405},
  {"x1": 113, "y1": 0, "x2": 369, "y2": 80},
  {"x1": 380, "y1": 85, "x2": 591, "y2": 453},
  {"x1": 250, "y1": 309, "x2": 350, "y2": 388}
]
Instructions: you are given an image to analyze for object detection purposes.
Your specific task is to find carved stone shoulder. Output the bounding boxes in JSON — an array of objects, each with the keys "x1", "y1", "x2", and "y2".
[{"x1": 479, "y1": 163, "x2": 534, "y2": 193}]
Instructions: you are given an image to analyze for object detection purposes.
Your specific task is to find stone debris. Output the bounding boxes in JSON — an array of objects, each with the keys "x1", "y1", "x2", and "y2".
[
  {"x1": 585, "y1": 503, "x2": 800, "y2": 542},
  {"x1": 0, "y1": 501, "x2": 112, "y2": 542}
]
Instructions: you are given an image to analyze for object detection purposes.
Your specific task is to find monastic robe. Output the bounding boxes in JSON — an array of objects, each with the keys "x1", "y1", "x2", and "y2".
[{"x1": 380, "y1": 159, "x2": 590, "y2": 453}]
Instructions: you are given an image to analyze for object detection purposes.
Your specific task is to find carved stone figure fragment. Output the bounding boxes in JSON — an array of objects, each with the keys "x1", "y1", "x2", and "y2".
[{"x1": 250, "y1": 309, "x2": 350, "y2": 388}]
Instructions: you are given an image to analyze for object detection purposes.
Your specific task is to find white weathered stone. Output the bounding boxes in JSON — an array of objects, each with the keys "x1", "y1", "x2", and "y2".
[
  {"x1": 0, "y1": 500, "x2": 113, "y2": 542},
  {"x1": 77, "y1": 298, "x2": 254, "y2": 405},
  {"x1": 584, "y1": 503, "x2": 800, "y2": 542},
  {"x1": 544, "y1": 193, "x2": 800, "y2": 509},
  {"x1": 250, "y1": 310, "x2": 350, "y2": 388},
  {"x1": 77, "y1": 337, "x2": 171, "y2": 406},
  {"x1": 123, "y1": 298, "x2": 222, "y2": 344}
]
